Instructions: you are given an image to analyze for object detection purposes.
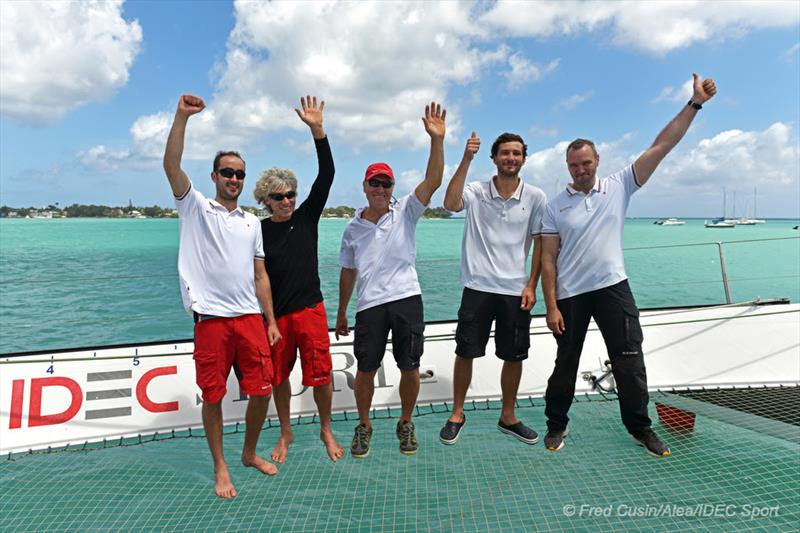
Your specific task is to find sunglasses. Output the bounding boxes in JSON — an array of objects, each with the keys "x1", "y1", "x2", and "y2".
[
  {"x1": 367, "y1": 178, "x2": 393, "y2": 189},
  {"x1": 217, "y1": 168, "x2": 246, "y2": 180},
  {"x1": 268, "y1": 190, "x2": 297, "y2": 201}
]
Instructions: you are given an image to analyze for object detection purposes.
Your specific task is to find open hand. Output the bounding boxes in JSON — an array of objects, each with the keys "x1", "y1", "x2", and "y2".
[
  {"x1": 295, "y1": 95, "x2": 325, "y2": 131},
  {"x1": 422, "y1": 101, "x2": 446, "y2": 140},
  {"x1": 177, "y1": 94, "x2": 205, "y2": 117},
  {"x1": 692, "y1": 73, "x2": 717, "y2": 104}
]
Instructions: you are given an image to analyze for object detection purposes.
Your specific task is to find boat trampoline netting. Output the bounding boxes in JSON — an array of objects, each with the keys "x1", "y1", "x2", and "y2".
[{"x1": 2, "y1": 390, "x2": 798, "y2": 532}]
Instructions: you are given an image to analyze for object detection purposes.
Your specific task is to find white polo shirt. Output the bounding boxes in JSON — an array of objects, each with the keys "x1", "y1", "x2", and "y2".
[
  {"x1": 541, "y1": 164, "x2": 640, "y2": 300},
  {"x1": 460, "y1": 179, "x2": 547, "y2": 296},
  {"x1": 339, "y1": 193, "x2": 427, "y2": 312},
  {"x1": 175, "y1": 183, "x2": 265, "y2": 317}
]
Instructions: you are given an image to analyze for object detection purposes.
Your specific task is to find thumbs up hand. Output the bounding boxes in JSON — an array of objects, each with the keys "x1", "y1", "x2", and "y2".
[{"x1": 464, "y1": 131, "x2": 480, "y2": 161}]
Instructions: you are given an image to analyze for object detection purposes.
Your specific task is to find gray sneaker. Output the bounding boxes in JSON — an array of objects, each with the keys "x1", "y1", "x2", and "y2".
[
  {"x1": 396, "y1": 420, "x2": 418, "y2": 455},
  {"x1": 351, "y1": 423, "x2": 373, "y2": 458},
  {"x1": 497, "y1": 419, "x2": 539, "y2": 445},
  {"x1": 544, "y1": 428, "x2": 569, "y2": 451},
  {"x1": 631, "y1": 428, "x2": 670, "y2": 458}
]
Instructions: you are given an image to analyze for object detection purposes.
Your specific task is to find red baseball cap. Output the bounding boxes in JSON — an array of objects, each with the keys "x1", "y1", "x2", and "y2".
[{"x1": 364, "y1": 162, "x2": 394, "y2": 182}]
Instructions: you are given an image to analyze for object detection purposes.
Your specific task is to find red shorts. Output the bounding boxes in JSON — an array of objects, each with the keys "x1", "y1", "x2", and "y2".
[
  {"x1": 272, "y1": 302, "x2": 332, "y2": 387},
  {"x1": 193, "y1": 313, "x2": 273, "y2": 403}
]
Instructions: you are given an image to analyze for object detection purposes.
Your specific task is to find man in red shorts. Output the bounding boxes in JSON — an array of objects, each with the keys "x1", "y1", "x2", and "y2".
[{"x1": 164, "y1": 93, "x2": 282, "y2": 499}]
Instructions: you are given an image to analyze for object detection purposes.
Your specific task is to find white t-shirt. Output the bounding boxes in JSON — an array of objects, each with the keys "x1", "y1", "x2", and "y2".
[
  {"x1": 175, "y1": 183, "x2": 264, "y2": 316},
  {"x1": 541, "y1": 164, "x2": 640, "y2": 299},
  {"x1": 460, "y1": 179, "x2": 547, "y2": 296},
  {"x1": 339, "y1": 193, "x2": 427, "y2": 312}
]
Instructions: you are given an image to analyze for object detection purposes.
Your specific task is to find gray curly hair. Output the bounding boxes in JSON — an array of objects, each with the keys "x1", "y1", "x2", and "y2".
[{"x1": 253, "y1": 167, "x2": 298, "y2": 213}]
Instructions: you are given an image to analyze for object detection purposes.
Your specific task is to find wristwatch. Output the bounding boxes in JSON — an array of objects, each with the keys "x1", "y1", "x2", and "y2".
[{"x1": 688, "y1": 100, "x2": 702, "y2": 110}]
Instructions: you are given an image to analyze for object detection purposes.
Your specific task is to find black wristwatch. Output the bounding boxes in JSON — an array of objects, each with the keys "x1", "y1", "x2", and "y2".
[{"x1": 688, "y1": 100, "x2": 702, "y2": 110}]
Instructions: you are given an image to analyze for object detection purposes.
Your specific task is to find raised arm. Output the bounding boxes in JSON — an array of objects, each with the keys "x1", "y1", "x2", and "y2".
[
  {"x1": 443, "y1": 132, "x2": 480, "y2": 212},
  {"x1": 163, "y1": 94, "x2": 205, "y2": 197},
  {"x1": 541, "y1": 235, "x2": 564, "y2": 335},
  {"x1": 335, "y1": 267, "x2": 357, "y2": 340},
  {"x1": 414, "y1": 102, "x2": 446, "y2": 206},
  {"x1": 634, "y1": 74, "x2": 717, "y2": 186},
  {"x1": 254, "y1": 259, "x2": 282, "y2": 346},
  {"x1": 295, "y1": 95, "x2": 334, "y2": 217}
]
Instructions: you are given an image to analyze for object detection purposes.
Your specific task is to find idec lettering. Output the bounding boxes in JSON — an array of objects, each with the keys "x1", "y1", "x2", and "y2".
[
  {"x1": 136, "y1": 366, "x2": 179, "y2": 413},
  {"x1": 29, "y1": 376, "x2": 83, "y2": 427},
  {"x1": 7, "y1": 365, "x2": 180, "y2": 429}
]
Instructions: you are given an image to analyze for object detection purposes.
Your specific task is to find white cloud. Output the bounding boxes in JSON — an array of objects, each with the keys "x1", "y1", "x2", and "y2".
[
  {"x1": 524, "y1": 133, "x2": 635, "y2": 190},
  {"x1": 0, "y1": 0, "x2": 142, "y2": 123},
  {"x1": 522, "y1": 122, "x2": 800, "y2": 208},
  {"x1": 83, "y1": 1, "x2": 525, "y2": 169},
  {"x1": 504, "y1": 54, "x2": 560, "y2": 90},
  {"x1": 784, "y1": 42, "x2": 800, "y2": 61},
  {"x1": 653, "y1": 79, "x2": 694, "y2": 103},
  {"x1": 523, "y1": 123, "x2": 799, "y2": 204},
  {"x1": 558, "y1": 90, "x2": 594, "y2": 110},
  {"x1": 657, "y1": 122, "x2": 799, "y2": 192},
  {"x1": 480, "y1": 0, "x2": 800, "y2": 55}
]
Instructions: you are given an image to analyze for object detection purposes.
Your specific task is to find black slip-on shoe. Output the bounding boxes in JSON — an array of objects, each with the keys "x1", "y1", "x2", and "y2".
[
  {"x1": 497, "y1": 419, "x2": 539, "y2": 445},
  {"x1": 439, "y1": 414, "x2": 466, "y2": 445}
]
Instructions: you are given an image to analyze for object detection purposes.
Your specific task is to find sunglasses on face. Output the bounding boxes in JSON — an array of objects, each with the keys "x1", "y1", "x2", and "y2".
[
  {"x1": 217, "y1": 168, "x2": 246, "y2": 180},
  {"x1": 367, "y1": 178, "x2": 393, "y2": 189},
  {"x1": 268, "y1": 190, "x2": 298, "y2": 201}
]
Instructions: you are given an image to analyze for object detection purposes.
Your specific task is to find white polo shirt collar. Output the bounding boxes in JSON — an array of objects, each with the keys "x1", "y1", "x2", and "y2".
[
  {"x1": 565, "y1": 178, "x2": 601, "y2": 196},
  {"x1": 207, "y1": 198, "x2": 245, "y2": 217},
  {"x1": 490, "y1": 176, "x2": 524, "y2": 201}
]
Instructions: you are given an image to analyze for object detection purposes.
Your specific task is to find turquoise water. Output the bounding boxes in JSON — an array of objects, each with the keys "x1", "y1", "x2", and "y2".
[{"x1": 1, "y1": 218, "x2": 798, "y2": 354}]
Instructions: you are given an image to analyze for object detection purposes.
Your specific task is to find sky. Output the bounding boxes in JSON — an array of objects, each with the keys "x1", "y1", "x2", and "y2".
[{"x1": 1, "y1": 0, "x2": 799, "y2": 218}]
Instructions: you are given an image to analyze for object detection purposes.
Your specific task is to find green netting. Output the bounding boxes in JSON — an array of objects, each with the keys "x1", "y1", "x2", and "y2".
[{"x1": 2, "y1": 392, "x2": 798, "y2": 532}]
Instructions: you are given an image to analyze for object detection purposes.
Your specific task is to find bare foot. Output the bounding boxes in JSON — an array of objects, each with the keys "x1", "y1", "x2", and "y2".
[
  {"x1": 214, "y1": 464, "x2": 237, "y2": 499},
  {"x1": 321, "y1": 428, "x2": 344, "y2": 462},
  {"x1": 270, "y1": 431, "x2": 295, "y2": 464},
  {"x1": 242, "y1": 453, "x2": 278, "y2": 476}
]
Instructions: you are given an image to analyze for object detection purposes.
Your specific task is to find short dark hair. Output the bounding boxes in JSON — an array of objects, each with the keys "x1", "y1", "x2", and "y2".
[
  {"x1": 490, "y1": 132, "x2": 527, "y2": 159},
  {"x1": 213, "y1": 151, "x2": 245, "y2": 172},
  {"x1": 566, "y1": 138, "x2": 597, "y2": 158}
]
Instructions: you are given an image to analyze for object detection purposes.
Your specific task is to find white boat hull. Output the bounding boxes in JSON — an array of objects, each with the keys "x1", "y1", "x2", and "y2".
[{"x1": 1, "y1": 303, "x2": 798, "y2": 455}]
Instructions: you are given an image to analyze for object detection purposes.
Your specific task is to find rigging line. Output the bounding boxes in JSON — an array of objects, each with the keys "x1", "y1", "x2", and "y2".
[
  {"x1": 632, "y1": 274, "x2": 799, "y2": 288},
  {"x1": 624, "y1": 235, "x2": 799, "y2": 251},
  {"x1": 3, "y1": 308, "x2": 796, "y2": 364},
  {"x1": 5, "y1": 270, "x2": 797, "y2": 288}
]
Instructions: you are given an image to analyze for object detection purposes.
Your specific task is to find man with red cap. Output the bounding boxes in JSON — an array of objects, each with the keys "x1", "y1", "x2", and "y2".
[{"x1": 336, "y1": 102, "x2": 446, "y2": 458}]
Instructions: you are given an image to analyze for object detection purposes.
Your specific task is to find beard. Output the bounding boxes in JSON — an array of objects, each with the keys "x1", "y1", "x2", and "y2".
[
  {"x1": 497, "y1": 165, "x2": 520, "y2": 179},
  {"x1": 216, "y1": 182, "x2": 242, "y2": 202}
]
